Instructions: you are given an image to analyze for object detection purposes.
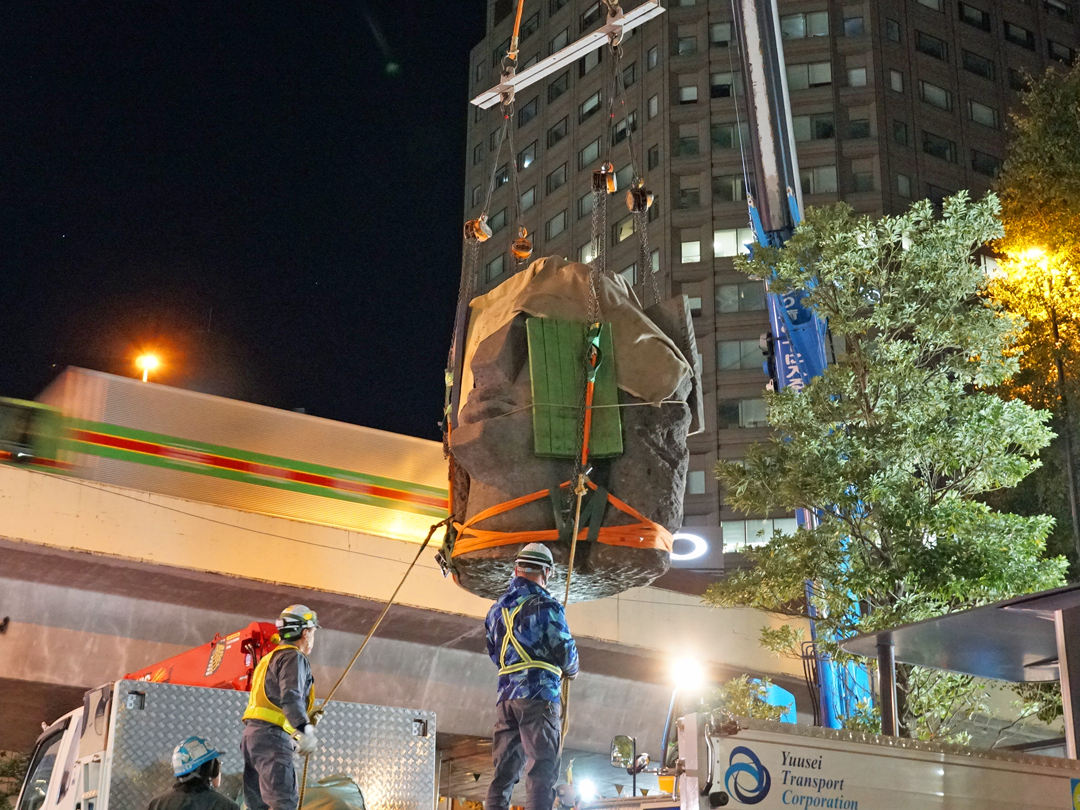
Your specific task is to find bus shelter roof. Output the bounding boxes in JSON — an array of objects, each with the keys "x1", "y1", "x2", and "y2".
[{"x1": 841, "y1": 584, "x2": 1080, "y2": 683}]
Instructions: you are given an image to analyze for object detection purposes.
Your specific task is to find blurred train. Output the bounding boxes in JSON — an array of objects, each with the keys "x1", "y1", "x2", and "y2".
[
  {"x1": 0, "y1": 397, "x2": 66, "y2": 469},
  {"x1": 1, "y1": 367, "x2": 448, "y2": 544}
]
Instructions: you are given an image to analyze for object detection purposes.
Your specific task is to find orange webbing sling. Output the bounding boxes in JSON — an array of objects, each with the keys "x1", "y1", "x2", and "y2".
[{"x1": 450, "y1": 479, "x2": 673, "y2": 558}]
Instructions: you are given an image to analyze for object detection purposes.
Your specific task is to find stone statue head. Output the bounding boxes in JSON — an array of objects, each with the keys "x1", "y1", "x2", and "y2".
[{"x1": 443, "y1": 256, "x2": 702, "y2": 602}]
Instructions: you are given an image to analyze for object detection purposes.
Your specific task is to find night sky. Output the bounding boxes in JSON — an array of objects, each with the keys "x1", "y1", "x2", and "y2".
[{"x1": 0, "y1": 2, "x2": 486, "y2": 439}]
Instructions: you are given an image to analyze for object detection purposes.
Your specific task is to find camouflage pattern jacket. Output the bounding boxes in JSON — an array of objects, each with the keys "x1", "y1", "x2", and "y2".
[{"x1": 485, "y1": 577, "x2": 579, "y2": 703}]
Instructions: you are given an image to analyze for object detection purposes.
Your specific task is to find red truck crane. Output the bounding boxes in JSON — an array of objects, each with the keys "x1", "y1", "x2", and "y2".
[{"x1": 125, "y1": 621, "x2": 279, "y2": 692}]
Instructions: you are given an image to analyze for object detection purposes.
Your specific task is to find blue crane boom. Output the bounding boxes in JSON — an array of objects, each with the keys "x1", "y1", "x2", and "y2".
[{"x1": 733, "y1": 0, "x2": 869, "y2": 728}]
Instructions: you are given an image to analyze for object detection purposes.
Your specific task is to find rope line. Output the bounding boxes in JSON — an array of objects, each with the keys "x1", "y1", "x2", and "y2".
[{"x1": 298, "y1": 518, "x2": 448, "y2": 809}]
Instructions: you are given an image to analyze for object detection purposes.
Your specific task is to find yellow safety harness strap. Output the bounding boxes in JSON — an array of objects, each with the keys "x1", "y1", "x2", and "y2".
[{"x1": 497, "y1": 599, "x2": 563, "y2": 676}]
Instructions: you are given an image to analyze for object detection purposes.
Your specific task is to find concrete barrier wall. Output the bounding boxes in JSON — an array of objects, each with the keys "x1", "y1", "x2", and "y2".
[{"x1": 0, "y1": 464, "x2": 806, "y2": 678}]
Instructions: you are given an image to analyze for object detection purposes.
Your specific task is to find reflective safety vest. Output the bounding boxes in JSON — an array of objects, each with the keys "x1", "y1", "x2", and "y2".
[
  {"x1": 242, "y1": 644, "x2": 315, "y2": 735},
  {"x1": 497, "y1": 596, "x2": 563, "y2": 677}
]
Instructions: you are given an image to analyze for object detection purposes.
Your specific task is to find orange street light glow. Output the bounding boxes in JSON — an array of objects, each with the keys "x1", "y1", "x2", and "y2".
[{"x1": 136, "y1": 354, "x2": 160, "y2": 382}]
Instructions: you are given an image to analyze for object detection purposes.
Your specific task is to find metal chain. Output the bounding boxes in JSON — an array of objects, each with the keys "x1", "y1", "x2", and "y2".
[
  {"x1": 484, "y1": 110, "x2": 513, "y2": 217},
  {"x1": 639, "y1": 208, "x2": 659, "y2": 305},
  {"x1": 588, "y1": 186, "x2": 603, "y2": 323},
  {"x1": 504, "y1": 107, "x2": 529, "y2": 271},
  {"x1": 609, "y1": 31, "x2": 657, "y2": 305}
]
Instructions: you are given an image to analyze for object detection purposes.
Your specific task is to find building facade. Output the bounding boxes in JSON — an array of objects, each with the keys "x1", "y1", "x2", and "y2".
[{"x1": 462, "y1": 0, "x2": 1079, "y2": 557}]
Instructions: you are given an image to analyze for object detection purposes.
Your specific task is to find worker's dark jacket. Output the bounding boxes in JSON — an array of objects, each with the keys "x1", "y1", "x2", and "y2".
[
  {"x1": 244, "y1": 646, "x2": 315, "y2": 732},
  {"x1": 147, "y1": 782, "x2": 239, "y2": 810}
]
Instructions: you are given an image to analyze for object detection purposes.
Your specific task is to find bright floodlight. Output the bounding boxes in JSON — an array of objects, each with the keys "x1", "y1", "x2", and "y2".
[
  {"x1": 672, "y1": 657, "x2": 705, "y2": 690},
  {"x1": 136, "y1": 354, "x2": 160, "y2": 382},
  {"x1": 578, "y1": 780, "x2": 598, "y2": 801},
  {"x1": 670, "y1": 532, "x2": 708, "y2": 561},
  {"x1": 1021, "y1": 247, "x2": 1046, "y2": 261}
]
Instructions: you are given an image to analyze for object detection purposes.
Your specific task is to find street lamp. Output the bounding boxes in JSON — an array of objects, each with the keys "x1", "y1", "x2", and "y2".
[
  {"x1": 659, "y1": 658, "x2": 706, "y2": 771},
  {"x1": 999, "y1": 247, "x2": 1080, "y2": 561},
  {"x1": 136, "y1": 354, "x2": 160, "y2": 383}
]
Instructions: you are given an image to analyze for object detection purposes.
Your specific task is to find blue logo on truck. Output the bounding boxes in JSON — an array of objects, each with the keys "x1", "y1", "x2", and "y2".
[{"x1": 725, "y1": 746, "x2": 771, "y2": 804}]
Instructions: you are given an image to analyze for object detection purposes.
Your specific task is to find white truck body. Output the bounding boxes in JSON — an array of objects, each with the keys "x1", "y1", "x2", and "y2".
[
  {"x1": 678, "y1": 715, "x2": 1080, "y2": 810},
  {"x1": 14, "y1": 680, "x2": 436, "y2": 810}
]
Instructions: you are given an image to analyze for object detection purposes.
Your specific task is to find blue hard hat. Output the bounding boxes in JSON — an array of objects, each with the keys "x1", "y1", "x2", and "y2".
[{"x1": 172, "y1": 736, "x2": 221, "y2": 777}]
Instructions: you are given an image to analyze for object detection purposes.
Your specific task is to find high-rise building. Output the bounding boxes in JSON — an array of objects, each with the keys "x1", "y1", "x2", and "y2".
[{"x1": 462, "y1": 0, "x2": 1078, "y2": 562}]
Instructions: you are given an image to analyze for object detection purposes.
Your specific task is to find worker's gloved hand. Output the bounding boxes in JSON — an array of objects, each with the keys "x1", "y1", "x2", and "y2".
[
  {"x1": 294, "y1": 725, "x2": 318, "y2": 756},
  {"x1": 309, "y1": 706, "x2": 325, "y2": 727}
]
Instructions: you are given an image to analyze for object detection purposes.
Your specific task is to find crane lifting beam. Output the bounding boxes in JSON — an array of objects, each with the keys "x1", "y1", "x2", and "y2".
[
  {"x1": 470, "y1": 0, "x2": 665, "y2": 110},
  {"x1": 732, "y1": 0, "x2": 867, "y2": 728}
]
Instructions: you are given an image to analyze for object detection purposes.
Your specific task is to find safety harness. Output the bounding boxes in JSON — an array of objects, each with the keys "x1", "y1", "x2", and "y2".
[
  {"x1": 242, "y1": 644, "x2": 315, "y2": 735},
  {"x1": 498, "y1": 595, "x2": 564, "y2": 677}
]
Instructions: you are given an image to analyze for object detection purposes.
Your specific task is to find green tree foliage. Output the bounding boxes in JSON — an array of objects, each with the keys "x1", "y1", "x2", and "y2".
[
  {"x1": 704, "y1": 676, "x2": 792, "y2": 723},
  {"x1": 704, "y1": 194, "x2": 1067, "y2": 740},
  {"x1": 988, "y1": 64, "x2": 1080, "y2": 564},
  {"x1": 0, "y1": 752, "x2": 28, "y2": 810},
  {"x1": 996, "y1": 64, "x2": 1080, "y2": 267}
]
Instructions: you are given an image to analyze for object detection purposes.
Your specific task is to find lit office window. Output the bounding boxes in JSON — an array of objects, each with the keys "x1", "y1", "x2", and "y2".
[
  {"x1": 485, "y1": 254, "x2": 505, "y2": 283},
  {"x1": 780, "y1": 11, "x2": 829, "y2": 38},
  {"x1": 717, "y1": 339, "x2": 763, "y2": 371},
  {"x1": 713, "y1": 227, "x2": 754, "y2": 257},
  {"x1": 968, "y1": 100, "x2": 999, "y2": 128},
  {"x1": 716, "y1": 281, "x2": 766, "y2": 313},
  {"x1": 681, "y1": 233, "x2": 702, "y2": 263},
  {"x1": 717, "y1": 398, "x2": 769, "y2": 428},
  {"x1": 800, "y1": 165, "x2": 838, "y2": 194}
]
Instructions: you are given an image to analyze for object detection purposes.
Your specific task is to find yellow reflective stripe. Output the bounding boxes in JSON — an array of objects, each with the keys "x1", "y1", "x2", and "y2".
[
  {"x1": 499, "y1": 607, "x2": 516, "y2": 669},
  {"x1": 500, "y1": 660, "x2": 562, "y2": 675},
  {"x1": 242, "y1": 643, "x2": 310, "y2": 735},
  {"x1": 504, "y1": 604, "x2": 531, "y2": 661},
  {"x1": 244, "y1": 706, "x2": 299, "y2": 735},
  {"x1": 497, "y1": 598, "x2": 563, "y2": 677}
]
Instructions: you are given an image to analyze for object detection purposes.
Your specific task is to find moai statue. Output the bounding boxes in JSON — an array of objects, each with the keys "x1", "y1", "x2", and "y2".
[{"x1": 440, "y1": 256, "x2": 703, "y2": 602}]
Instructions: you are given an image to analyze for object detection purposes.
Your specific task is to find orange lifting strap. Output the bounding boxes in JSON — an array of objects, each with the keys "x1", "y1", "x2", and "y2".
[{"x1": 450, "y1": 479, "x2": 673, "y2": 558}]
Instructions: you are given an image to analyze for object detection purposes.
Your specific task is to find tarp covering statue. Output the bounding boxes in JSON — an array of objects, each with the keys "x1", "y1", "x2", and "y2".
[{"x1": 440, "y1": 255, "x2": 703, "y2": 602}]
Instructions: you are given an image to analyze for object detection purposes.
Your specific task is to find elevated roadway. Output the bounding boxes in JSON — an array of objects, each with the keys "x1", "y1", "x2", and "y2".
[{"x1": 0, "y1": 462, "x2": 808, "y2": 756}]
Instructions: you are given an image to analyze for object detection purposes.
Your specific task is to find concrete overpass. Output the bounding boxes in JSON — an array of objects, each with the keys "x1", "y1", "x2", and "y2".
[
  {"x1": 1, "y1": 369, "x2": 810, "y2": 798},
  {"x1": 0, "y1": 462, "x2": 808, "y2": 749}
]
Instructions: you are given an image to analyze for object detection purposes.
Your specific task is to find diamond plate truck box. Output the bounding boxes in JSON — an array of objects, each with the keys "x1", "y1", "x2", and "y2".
[{"x1": 15, "y1": 681, "x2": 435, "y2": 810}]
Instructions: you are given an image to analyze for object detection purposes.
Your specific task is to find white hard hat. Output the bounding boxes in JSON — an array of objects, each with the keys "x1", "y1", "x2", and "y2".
[
  {"x1": 277, "y1": 604, "x2": 320, "y2": 641},
  {"x1": 516, "y1": 543, "x2": 554, "y2": 569}
]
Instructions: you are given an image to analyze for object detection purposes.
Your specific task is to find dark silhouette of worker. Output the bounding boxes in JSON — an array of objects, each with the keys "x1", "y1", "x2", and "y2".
[
  {"x1": 485, "y1": 544, "x2": 579, "y2": 810},
  {"x1": 147, "y1": 736, "x2": 238, "y2": 810},
  {"x1": 241, "y1": 605, "x2": 320, "y2": 810}
]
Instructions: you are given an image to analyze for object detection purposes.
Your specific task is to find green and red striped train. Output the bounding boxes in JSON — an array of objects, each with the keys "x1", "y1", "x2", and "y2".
[{"x1": 1, "y1": 368, "x2": 449, "y2": 544}]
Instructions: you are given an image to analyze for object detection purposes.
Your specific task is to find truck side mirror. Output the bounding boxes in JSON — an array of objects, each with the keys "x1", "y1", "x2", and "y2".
[
  {"x1": 610, "y1": 735, "x2": 634, "y2": 768},
  {"x1": 632, "y1": 753, "x2": 651, "y2": 774}
]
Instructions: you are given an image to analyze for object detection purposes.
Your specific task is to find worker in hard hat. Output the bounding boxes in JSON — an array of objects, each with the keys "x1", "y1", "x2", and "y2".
[
  {"x1": 485, "y1": 543, "x2": 579, "y2": 810},
  {"x1": 240, "y1": 605, "x2": 321, "y2": 810},
  {"x1": 147, "y1": 736, "x2": 239, "y2": 810}
]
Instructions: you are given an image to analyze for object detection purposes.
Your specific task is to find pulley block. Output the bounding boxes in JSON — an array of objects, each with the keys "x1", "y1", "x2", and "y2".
[
  {"x1": 626, "y1": 179, "x2": 654, "y2": 213},
  {"x1": 592, "y1": 162, "x2": 617, "y2": 195},
  {"x1": 511, "y1": 227, "x2": 533, "y2": 260},
  {"x1": 464, "y1": 215, "x2": 493, "y2": 243}
]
